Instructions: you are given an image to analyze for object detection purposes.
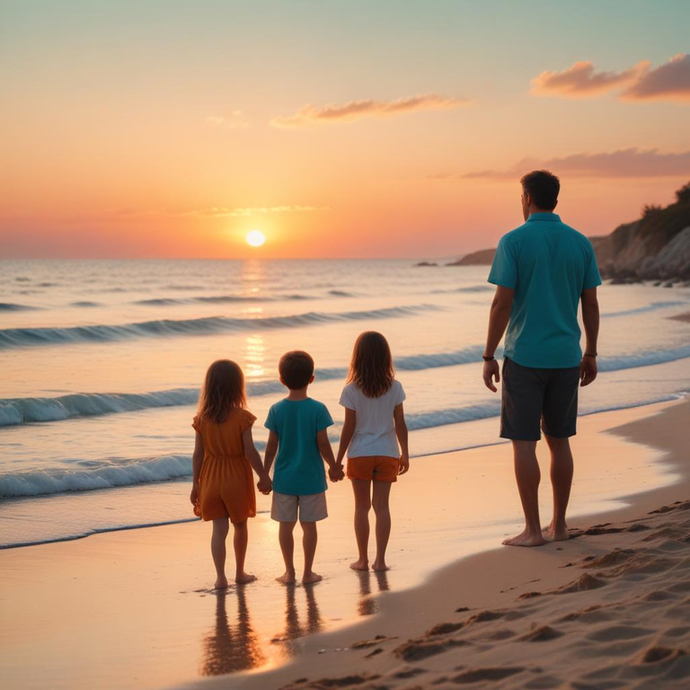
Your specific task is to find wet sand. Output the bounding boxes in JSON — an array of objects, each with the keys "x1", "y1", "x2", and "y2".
[{"x1": 0, "y1": 399, "x2": 688, "y2": 689}]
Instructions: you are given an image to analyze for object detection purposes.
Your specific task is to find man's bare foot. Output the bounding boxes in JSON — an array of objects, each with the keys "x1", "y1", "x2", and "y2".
[
  {"x1": 543, "y1": 524, "x2": 570, "y2": 542},
  {"x1": 372, "y1": 559, "x2": 389, "y2": 572},
  {"x1": 302, "y1": 571, "x2": 323, "y2": 585},
  {"x1": 350, "y1": 559, "x2": 369, "y2": 571},
  {"x1": 502, "y1": 530, "x2": 546, "y2": 547},
  {"x1": 276, "y1": 570, "x2": 296, "y2": 585},
  {"x1": 235, "y1": 572, "x2": 257, "y2": 585},
  {"x1": 214, "y1": 576, "x2": 229, "y2": 590}
]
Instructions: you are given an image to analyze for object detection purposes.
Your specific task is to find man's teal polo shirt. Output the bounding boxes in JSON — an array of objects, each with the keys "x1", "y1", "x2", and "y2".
[{"x1": 488, "y1": 212, "x2": 602, "y2": 369}]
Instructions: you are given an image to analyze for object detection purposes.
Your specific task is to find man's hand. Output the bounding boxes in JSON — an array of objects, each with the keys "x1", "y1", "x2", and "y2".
[
  {"x1": 190, "y1": 482, "x2": 199, "y2": 505},
  {"x1": 328, "y1": 464, "x2": 345, "y2": 482},
  {"x1": 398, "y1": 453, "x2": 410, "y2": 475},
  {"x1": 579, "y1": 356, "x2": 598, "y2": 386},
  {"x1": 257, "y1": 474, "x2": 272, "y2": 495},
  {"x1": 482, "y1": 359, "x2": 501, "y2": 392}
]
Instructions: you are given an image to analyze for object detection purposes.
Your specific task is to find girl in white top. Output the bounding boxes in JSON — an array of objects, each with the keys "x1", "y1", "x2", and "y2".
[{"x1": 335, "y1": 331, "x2": 409, "y2": 572}]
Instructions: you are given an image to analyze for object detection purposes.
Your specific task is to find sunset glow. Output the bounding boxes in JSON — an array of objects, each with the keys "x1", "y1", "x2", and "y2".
[{"x1": 1, "y1": 1, "x2": 688, "y2": 259}]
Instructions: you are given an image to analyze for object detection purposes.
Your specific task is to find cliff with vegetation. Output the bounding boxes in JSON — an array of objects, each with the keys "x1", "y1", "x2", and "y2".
[
  {"x1": 444, "y1": 181, "x2": 690, "y2": 282},
  {"x1": 590, "y1": 181, "x2": 690, "y2": 283}
]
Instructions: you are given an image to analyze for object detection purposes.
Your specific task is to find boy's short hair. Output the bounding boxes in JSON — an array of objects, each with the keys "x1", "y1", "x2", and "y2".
[
  {"x1": 520, "y1": 169, "x2": 560, "y2": 210},
  {"x1": 279, "y1": 350, "x2": 314, "y2": 389}
]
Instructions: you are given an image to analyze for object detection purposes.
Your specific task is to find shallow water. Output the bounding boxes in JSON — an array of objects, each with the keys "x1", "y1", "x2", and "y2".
[{"x1": 1, "y1": 259, "x2": 689, "y2": 547}]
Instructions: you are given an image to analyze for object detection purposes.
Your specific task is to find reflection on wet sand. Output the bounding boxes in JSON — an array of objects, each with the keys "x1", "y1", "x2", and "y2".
[
  {"x1": 200, "y1": 588, "x2": 266, "y2": 676},
  {"x1": 271, "y1": 585, "x2": 324, "y2": 655},
  {"x1": 357, "y1": 570, "x2": 390, "y2": 617}
]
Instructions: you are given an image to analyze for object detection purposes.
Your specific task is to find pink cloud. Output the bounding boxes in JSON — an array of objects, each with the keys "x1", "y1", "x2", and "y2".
[
  {"x1": 531, "y1": 60, "x2": 646, "y2": 97},
  {"x1": 531, "y1": 55, "x2": 690, "y2": 103},
  {"x1": 622, "y1": 53, "x2": 690, "y2": 101},
  {"x1": 433, "y1": 148, "x2": 690, "y2": 180},
  {"x1": 271, "y1": 94, "x2": 470, "y2": 128}
]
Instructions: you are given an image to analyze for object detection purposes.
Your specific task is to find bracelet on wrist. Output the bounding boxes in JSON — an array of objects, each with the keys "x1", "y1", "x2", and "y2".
[
  {"x1": 482, "y1": 355, "x2": 495, "y2": 361},
  {"x1": 584, "y1": 352, "x2": 598, "y2": 358}
]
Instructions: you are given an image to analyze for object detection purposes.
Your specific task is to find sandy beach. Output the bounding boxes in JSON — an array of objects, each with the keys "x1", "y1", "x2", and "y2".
[{"x1": 0, "y1": 398, "x2": 688, "y2": 689}]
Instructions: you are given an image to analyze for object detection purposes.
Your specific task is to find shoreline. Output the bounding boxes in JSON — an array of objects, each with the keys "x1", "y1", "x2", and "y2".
[
  {"x1": 2, "y1": 392, "x2": 686, "y2": 551},
  {"x1": 179, "y1": 397, "x2": 690, "y2": 690},
  {"x1": 1, "y1": 398, "x2": 688, "y2": 689}
]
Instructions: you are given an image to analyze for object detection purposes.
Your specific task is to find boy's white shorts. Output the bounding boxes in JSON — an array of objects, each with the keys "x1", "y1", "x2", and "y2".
[{"x1": 271, "y1": 491, "x2": 328, "y2": 522}]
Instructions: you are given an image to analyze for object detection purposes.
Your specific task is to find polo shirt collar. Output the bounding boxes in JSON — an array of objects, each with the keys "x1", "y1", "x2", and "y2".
[{"x1": 527, "y1": 212, "x2": 560, "y2": 222}]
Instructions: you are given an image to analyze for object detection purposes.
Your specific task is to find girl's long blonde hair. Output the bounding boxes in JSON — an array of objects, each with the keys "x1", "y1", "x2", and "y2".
[
  {"x1": 197, "y1": 359, "x2": 247, "y2": 423},
  {"x1": 346, "y1": 331, "x2": 395, "y2": 398}
]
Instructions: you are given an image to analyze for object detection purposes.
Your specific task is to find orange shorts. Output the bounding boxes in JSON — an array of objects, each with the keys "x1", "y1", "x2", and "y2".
[{"x1": 347, "y1": 456, "x2": 399, "y2": 482}]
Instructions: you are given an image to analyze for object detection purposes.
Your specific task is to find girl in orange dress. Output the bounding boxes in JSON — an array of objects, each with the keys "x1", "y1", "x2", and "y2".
[{"x1": 190, "y1": 360, "x2": 272, "y2": 588}]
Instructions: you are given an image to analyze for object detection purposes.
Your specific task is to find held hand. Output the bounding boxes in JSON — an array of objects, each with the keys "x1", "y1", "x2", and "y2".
[
  {"x1": 579, "y1": 356, "x2": 598, "y2": 387},
  {"x1": 398, "y1": 454, "x2": 410, "y2": 475},
  {"x1": 329, "y1": 464, "x2": 345, "y2": 482},
  {"x1": 482, "y1": 359, "x2": 500, "y2": 392},
  {"x1": 257, "y1": 474, "x2": 272, "y2": 495},
  {"x1": 189, "y1": 483, "x2": 199, "y2": 506}
]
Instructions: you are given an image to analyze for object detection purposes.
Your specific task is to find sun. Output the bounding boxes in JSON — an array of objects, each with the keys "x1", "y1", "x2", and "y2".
[{"x1": 246, "y1": 230, "x2": 266, "y2": 247}]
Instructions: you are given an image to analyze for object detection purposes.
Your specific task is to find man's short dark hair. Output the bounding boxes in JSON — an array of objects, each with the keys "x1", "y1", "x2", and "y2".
[
  {"x1": 520, "y1": 170, "x2": 560, "y2": 210},
  {"x1": 279, "y1": 350, "x2": 314, "y2": 389}
]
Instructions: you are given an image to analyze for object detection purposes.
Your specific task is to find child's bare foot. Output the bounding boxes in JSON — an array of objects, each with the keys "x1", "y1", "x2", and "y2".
[
  {"x1": 350, "y1": 559, "x2": 369, "y2": 571},
  {"x1": 235, "y1": 572, "x2": 257, "y2": 585},
  {"x1": 302, "y1": 571, "x2": 323, "y2": 585},
  {"x1": 502, "y1": 529, "x2": 546, "y2": 547},
  {"x1": 372, "y1": 559, "x2": 389, "y2": 572},
  {"x1": 214, "y1": 576, "x2": 229, "y2": 590},
  {"x1": 276, "y1": 570, "x2": 296, "y2": 585}
]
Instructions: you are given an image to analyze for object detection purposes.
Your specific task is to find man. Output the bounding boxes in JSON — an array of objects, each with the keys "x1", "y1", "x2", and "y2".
[{"x1": 482, "y1": 170, "x2": 601, "y2": 547}]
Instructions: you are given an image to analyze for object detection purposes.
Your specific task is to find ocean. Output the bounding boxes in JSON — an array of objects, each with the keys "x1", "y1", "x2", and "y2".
[{"x1": 1, "y1": 258, "x2": 689, "y2": 549}]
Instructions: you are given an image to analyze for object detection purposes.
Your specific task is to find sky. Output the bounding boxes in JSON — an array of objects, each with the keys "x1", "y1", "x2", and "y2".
[{"x1": 1, "y1": 0, "x2": 689, "y2": 259}]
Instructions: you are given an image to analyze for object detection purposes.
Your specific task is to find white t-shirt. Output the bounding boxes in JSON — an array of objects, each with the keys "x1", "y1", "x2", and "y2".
[{"x1": 339, "y1": 379, "x2": 406, "y2": 458}]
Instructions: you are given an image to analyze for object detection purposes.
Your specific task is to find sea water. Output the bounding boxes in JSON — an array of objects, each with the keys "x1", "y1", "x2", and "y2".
[{"x1": 1, "y1": 258, "x2": 689, "y2": 548}]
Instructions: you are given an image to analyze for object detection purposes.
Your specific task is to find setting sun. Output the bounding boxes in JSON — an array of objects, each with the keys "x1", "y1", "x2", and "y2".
[{"x1": 246, "y1": 230, "x2": 266, "y2": 247}]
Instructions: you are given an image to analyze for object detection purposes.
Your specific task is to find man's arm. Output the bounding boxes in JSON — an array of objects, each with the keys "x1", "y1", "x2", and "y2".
[
  {"x1": 482, "y1": 285, "x2": 514, "y2": 392},
  {"x1": 580, "y1": 287, "x2": 599, "y2": 386}
]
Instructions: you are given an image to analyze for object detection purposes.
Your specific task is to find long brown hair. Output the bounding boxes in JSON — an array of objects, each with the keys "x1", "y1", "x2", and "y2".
[
  {"x1": 197, "y1": 360, "x2": 247, "y2": 423},
  {"x1": 347, "y1": 331, "x2": 395, "y2": 398}
]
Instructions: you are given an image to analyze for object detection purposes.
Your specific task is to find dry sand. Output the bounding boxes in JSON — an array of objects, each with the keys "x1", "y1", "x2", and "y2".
[
  {"x1": 0, "y1": 399, "x2": 688, "y2": 690},
  {"x1": 182, "y1": 399, "x2": 690, "y2": 690}
]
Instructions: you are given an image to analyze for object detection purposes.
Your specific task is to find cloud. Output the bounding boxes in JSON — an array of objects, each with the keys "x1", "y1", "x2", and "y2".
[
  {"x1": 184, "y1": 205, "x2": 330, "y2": 218},
  {"x1": 531, "y1": 61, "x2": 646, "y2": 97},
  {"x1": 206, "y1": 110, "x2": 250, "y2": 128},
  {"x1": 622, "y1": 53, "x2": 690, "y2": 101},
  {"x1": 432, "y1": 148, "x2": 690, "y2": 180},
  {"x1": 271, "y1": 94, "x2": 470, "y2": 128},
  {"x1": 531, "y1": 55, "x2": 690, "y2": 102}
]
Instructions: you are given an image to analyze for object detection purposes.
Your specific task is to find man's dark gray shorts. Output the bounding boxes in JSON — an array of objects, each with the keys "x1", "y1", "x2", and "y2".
[{"x1": 500, "y1": 357, "x2": 580, "y2": 441}]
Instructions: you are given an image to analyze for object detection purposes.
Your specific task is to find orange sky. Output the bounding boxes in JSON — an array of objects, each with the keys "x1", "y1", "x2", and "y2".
[{"x1": 1, "y1": 1, "x2": 689, "y2": 259}]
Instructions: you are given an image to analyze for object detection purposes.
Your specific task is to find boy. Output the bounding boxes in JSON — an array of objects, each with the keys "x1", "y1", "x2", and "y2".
[{"x1": 264, "y1": 350, "x2": 344, "y2": 584}]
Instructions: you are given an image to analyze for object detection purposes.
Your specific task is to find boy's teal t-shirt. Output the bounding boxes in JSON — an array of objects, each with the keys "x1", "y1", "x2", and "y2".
[
  {"x1": 487, "y1": 213, "x2": 602, "y2": 369},
  {"x1": 264, "y1": 398, "x2": 333, "y2": 495}
]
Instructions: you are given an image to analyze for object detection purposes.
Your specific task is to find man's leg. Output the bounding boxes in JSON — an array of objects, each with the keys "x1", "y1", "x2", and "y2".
[
  {"x1": 541, "y1": 365, "x2": 579, "y2": 541},
  {"x1": 503, "y1": 440, "x2": 546, "y2": 547},
  {"x1": 544, "y1": 434, "x2": 573, "y2": 540}
]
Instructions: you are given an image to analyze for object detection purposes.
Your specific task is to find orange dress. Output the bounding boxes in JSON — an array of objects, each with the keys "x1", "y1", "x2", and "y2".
[{"x1": 192, "y1": 408, "x2": 257, "y2": 523}]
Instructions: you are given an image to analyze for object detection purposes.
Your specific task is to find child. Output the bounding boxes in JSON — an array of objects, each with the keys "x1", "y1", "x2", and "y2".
[
  {"x1": 335, "y1": 331, "x2": 409, "y2": 572},
  {"x1": 190, "y1": 359, "x2": 272, "y2": 589},
  {"x1": 263, "y1": 350, "x2": 343, "y2": 585}
]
